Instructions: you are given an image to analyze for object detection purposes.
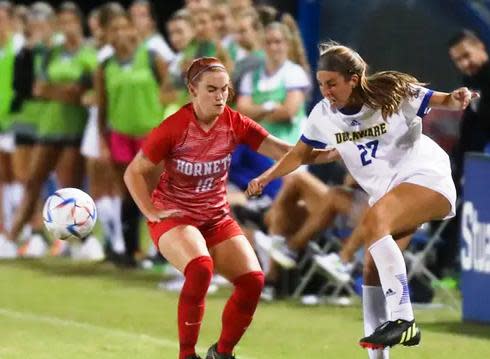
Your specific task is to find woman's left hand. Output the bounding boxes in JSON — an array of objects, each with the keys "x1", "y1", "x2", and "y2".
[{"x1": 451, "y1": 87, "x2": 480, "y2": 110}]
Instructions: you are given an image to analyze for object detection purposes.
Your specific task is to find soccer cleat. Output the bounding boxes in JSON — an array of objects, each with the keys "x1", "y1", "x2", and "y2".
[
  {"x1": 206, "y1": 343, "x2": 236, "y2": 359},
  {"x1": 359, "y1": 319, "x2": 421, "y2": 349},
  {"x1": 185, "y1": 355, "x2": 202, "y2": 359},
  {"x1": 270, "y1": 241, "x2": 298, "y2": 269},
  {"x1": 313, "y1": 253, "x2": 353, "y2": 284}
]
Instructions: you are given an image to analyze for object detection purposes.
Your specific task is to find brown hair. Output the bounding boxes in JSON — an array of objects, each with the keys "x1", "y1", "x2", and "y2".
[
  {"x1": 98, "y1": 2, "x2": 125, "y2": 29},
  {"x1": 317, "y1": 41, "x2": 425, "y2": 119},
  {"x1": 186, "y1": 56, "x2": 227, "y2": 85},
  {"x1": 265, "y1": 15, "x2": 311, "y2": 74},
  {"x1": 186, "y1": 57, "x2": 234, "y2": 100}
]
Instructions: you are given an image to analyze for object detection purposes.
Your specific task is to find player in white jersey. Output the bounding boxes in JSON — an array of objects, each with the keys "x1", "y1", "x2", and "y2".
[{"x1": 246, "y1": 42, "x2": 477, "y2": 355}]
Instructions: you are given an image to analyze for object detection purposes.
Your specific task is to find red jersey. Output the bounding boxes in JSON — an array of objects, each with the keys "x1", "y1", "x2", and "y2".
[{"x1": 142, "y1": 104, "x2": 269, "y2": 225}]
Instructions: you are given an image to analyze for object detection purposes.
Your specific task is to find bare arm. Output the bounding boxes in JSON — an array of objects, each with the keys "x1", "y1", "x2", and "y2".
[
  {"x1": 94, "y1": 67, "x2": 107, "y2": 135},
  {"x1": 33, "y1": 81, "x2": 85, "y2": 105},
  {"x1": 429, "y1": 87, "x2": 479, "y2": 111},
  {"x1": 237, "y1": 95, "x2": 271, "y2": 120},
  {"x1": 246, "y1": 140, "x2": 315, "y2": 197},
  {"x1": 124, "y1": 151, "x2": 181, "y2": 222},
  {"x1": 237, "y1": 90, "x2": 305, "y2": 123},
  {"x1": 255, "y1": 135, "x2": 292, "y2": 161},
  {"x1": 154, "y1": 55, "x2": 170, "y2": 105},
  {"x1": 264, "y1": 90, "x2": 305, "y2": 123}
]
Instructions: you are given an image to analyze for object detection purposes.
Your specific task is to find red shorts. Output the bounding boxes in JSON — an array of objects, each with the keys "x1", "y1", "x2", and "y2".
[
  {"x1": 148, "y1": 215, "x2": 243, "y2": 249},
  {"x1": 108, "y1": 131, "x2": 146, "y2": 164}
]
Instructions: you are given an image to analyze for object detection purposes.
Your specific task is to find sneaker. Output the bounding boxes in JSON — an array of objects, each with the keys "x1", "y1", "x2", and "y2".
[
  {"x1": 359, "y1": 319, "x2": 421, "y2": 349},
  {"x1": 18, "y1": 234, "x2": 48, "y2": 258},
  {"x1": 73, "y1": 236, "x2": 105, "y2": 261},
  {"x1": 206, "y1": 343, "x2": 236, "y2": 359},
  {"x1": 314, "y1": 253, "x2": 353, "y2": 284},
  {"x1": 254, "y1": 231, "x2": 284, "y2": 253},
  {"x1": 270, "y1": 241, "x2": 298, "y2": 269},
  {"x1": 0, "y1": 234, "x2": 17, "y2": 259}
]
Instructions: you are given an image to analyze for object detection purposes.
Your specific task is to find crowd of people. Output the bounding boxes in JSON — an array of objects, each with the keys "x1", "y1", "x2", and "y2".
[{"x1": 1, "y1": 0, "x2": 490, "y2": 357}]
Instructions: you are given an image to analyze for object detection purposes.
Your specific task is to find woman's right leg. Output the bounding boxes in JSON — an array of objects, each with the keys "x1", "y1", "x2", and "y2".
[
  {"x1": 9, "y1": 144, "x2": 62, "y2": 241},
  {"x1": 158, "y1": 225, "x2": 213, "y2": 359}
]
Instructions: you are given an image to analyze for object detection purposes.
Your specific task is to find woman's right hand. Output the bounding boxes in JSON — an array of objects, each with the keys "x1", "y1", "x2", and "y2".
[
  {"x1": 246, "y1": 176, "x2": 269, "y2": 197},
  {"x1": 146, "y1": 208, "x2": 184, "y2": 223}
]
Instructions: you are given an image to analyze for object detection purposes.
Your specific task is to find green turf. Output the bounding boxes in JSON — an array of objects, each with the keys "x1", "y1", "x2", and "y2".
[{"x1": 1, "y1": 258, "x2": 489, "y2": 359}]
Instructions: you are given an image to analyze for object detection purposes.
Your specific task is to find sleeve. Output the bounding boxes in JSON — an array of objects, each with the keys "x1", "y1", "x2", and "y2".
[
  {"x1": 402, "y1": 85, "x2": 434, "y2": 119},
  {"x1": 300, "y1": 103, "x2": 329, "y2": 149},
  {"x1": 284, "y1": 64, "x2": 311, "y2": 92},
  {"x1": 239, "y1": 71, "x2": 253, "y2": 96},
  {"x1": 234, "y1": 111, "x2": 269, "y2": 150},
  {"x1": 141, "y1": 119, "x2": 176, "y2": 164},
  {"x1": 147, "y1": 35, "x2": 175, "y2": 63}
]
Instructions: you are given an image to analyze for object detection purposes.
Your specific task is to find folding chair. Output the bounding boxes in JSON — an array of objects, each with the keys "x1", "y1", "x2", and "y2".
[
  {"x1": 405, "y1": 209, "x2": 461, "y2": 311},
  {"x1": 292, "y1": 226, "x2": 358, "y2": 301}
]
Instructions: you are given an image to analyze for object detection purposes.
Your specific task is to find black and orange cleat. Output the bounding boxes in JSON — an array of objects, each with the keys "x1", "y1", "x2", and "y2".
[
  {"x1": 206, "y1": 343, "x2": 236, "y2": 359},
  {"x1": 359, "y1": 319, "x2": 421, "y2": 349}
]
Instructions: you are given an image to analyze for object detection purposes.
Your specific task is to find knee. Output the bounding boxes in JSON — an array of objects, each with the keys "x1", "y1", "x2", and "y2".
[
  {"x1": 358, "y1": 208, "x2": 389, "y2": 243},
  {"x1": 233, "y1": 271, "x2": 265, "y2": 302},
  {"x1": 182, "y1": 256, "x2": 214, "y2": 299}
]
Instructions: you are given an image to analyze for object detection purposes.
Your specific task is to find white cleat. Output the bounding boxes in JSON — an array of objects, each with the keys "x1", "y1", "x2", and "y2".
[
  {"x1": 73, "y1": 236, "x2": 105, "y2": 261},
  {"x1": 0, "y1": 234, "x2": 17, "y2": 259},
  {"x1": 314, "y1": 253, "x2": 353, "y2": 284},
  {"x1": 270, "y1": 241, "x2": 298, "y2": 269},
  {"x1": 18, "y1": 234, "x2": 48, "y2": 258}
]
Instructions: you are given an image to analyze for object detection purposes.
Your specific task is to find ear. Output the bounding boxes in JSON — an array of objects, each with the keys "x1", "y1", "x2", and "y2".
[
  {"x1": 188, "y1": 83, "x2": 197, "y2": 97},
  {"x1": 350, "y1": 74, "x2": 360, "y2": 88}
]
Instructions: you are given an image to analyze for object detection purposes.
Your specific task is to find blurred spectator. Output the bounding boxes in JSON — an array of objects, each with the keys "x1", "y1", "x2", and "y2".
[
  {"x1": 434, "y1": 29, "x2": 490, "y2": 276},
  {"x1": 212, "y1": 0, "x2": 246, "y2": 63},
  {"x1": 9, "y1": 2, "x2": 97, "y2": 252},
  {"x1": 232, "y1": 15, "x2": 311, "y2": 198},
  {"x1": 232, "y1": 7, "x2": 265, "y2": 92}
]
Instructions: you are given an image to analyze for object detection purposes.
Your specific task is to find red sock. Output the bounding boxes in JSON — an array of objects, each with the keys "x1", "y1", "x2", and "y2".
[
  {"x1": 178, "y1": 256, "x2": 214, "y2": 359},
  {"x1": 217, "y1": 271, "x2": 264, "y2": 354}
]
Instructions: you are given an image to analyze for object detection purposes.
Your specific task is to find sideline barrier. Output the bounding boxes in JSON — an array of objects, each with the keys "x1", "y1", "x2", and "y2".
[{"x1": 461, "y1": 153, "x2": 490, "y2": 323}]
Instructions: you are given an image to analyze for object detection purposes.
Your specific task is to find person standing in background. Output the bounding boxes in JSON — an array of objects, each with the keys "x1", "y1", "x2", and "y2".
[{"x1": 8, "y1": 2, "x2": 97, "y2": 245}]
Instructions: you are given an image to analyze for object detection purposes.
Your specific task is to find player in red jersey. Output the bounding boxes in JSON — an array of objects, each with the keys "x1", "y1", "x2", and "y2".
[{"x1": 124, "y1": 57, "x2": 336, "y2": 359}]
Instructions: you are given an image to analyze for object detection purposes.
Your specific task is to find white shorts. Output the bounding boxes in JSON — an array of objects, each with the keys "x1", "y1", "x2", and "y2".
[
  {"x1": 369, "y1": 144, "x2": 457, "y2": 219},
  {"x1": 0, "y1": 132, "x2": 15, "y2": 153},
  {"x1": 81, "y1": 107, "x2": 100, "y2": 159}
]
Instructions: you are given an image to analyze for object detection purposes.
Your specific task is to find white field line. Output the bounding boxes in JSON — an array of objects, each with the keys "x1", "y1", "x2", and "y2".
[{"x1": 0, "y1": 307, "x2": 257, "y2": 359}]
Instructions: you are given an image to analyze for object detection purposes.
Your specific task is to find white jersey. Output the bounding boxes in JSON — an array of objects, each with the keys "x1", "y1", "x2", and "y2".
[
  {"x1": 302, "y1": 87, "x2": 456, "y2": 217},
  {"x1": 146, "y1": 33, "x2": 175, "y2": 63}
]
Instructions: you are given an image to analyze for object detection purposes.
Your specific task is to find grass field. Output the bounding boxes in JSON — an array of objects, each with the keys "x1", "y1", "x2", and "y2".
[{"x1": 1, "y1": 258, "x2": 490, "y2": 359}]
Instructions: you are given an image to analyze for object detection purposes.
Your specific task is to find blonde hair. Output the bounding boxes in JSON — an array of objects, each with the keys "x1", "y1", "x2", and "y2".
[
  {"x1": 266, "y1": 14, "x2": 310, "y2": 73},
  {"x1": 318, "y1": 41, "x2": 425, "y2": 119}
]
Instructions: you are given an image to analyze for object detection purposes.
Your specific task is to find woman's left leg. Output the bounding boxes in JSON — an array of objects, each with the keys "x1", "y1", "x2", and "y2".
[
  {"x1": 356, "y1": 183, "x2": 451, "y2": 348},
  {"x1": 210, "y1": 234, "x2": 264, "y2": 356}
]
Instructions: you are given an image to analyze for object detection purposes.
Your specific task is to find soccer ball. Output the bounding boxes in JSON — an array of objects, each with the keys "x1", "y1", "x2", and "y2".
[{"x1": 42, "y1": 188, "x2": 97, "y2": 240}]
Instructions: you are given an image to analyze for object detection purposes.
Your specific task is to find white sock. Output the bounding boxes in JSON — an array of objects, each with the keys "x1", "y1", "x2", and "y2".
[
  {"x1": 363, "y1": 285, "x2": 390, "y2": 359},
  {"x1": 96, "y1": 196, "x2": 113, "y2": 240},
  {"x1": 369, "y1": 235, "x2": 414, "y2": 321},
  {"x1": 110, "y1": 196, "x2": 125, "y2": 254},
  {"x1": 96, "y1": 196, "x2": 123, "y2": 254},
  {"x1": 2, "y1": 182, "x2": 24, "y2": 232},
  {"x1": 9, "y1": 182, "x2": 24, "y2": 212}
]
